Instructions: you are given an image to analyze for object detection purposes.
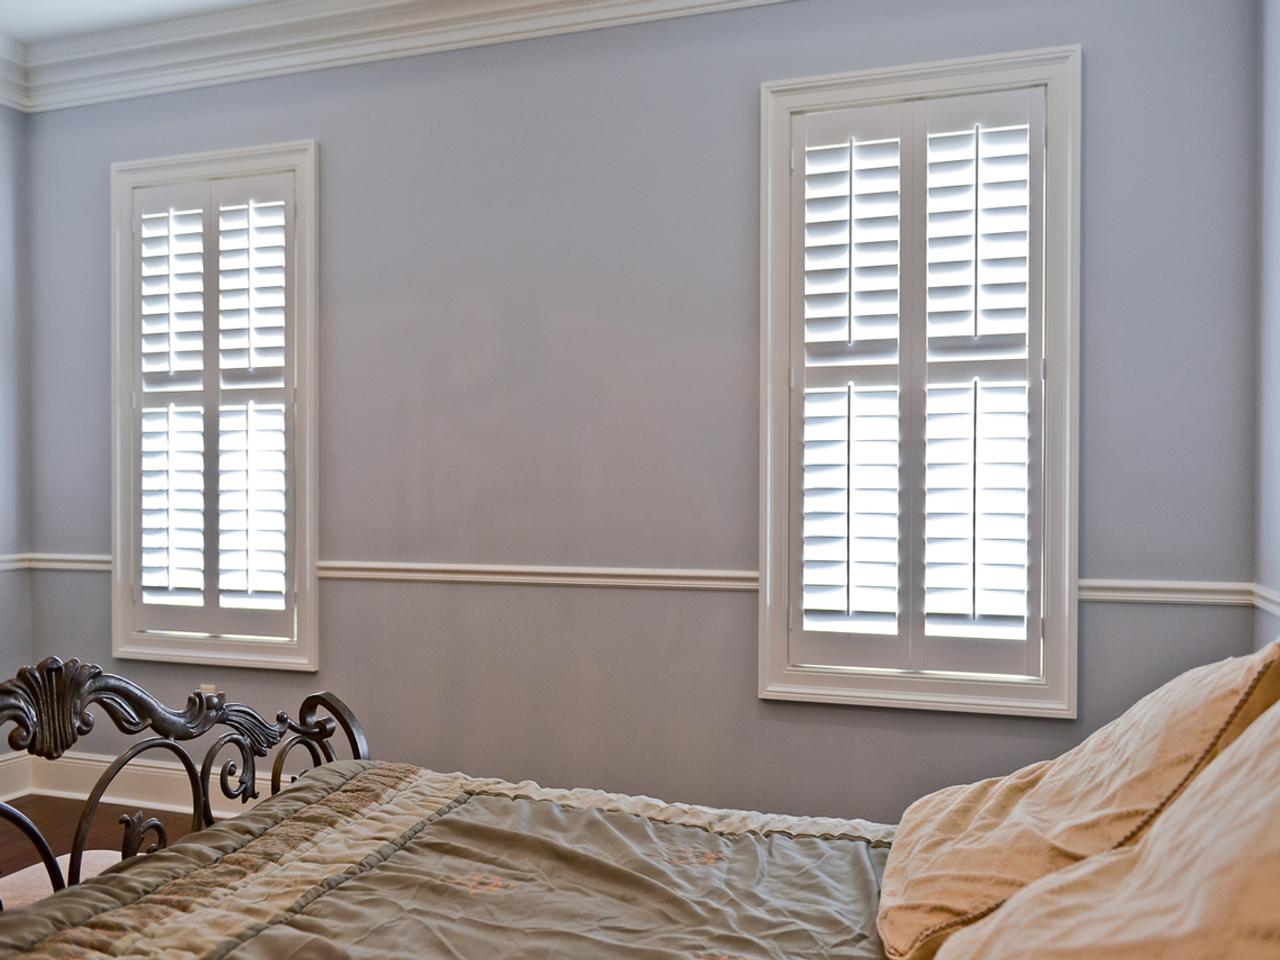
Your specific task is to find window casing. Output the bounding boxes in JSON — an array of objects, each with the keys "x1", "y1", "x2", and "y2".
[
  {"x1": 759, "y1": 50, "x2": 1079, "y2": 716},
  {"x1": 111, "y1": 142, "x2": 318, "y2": 671}
]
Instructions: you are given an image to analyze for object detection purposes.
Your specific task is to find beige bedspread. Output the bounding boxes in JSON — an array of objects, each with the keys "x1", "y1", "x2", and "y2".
[{"x1": 0, "y1": 761, "x2": 894, "y2": 959}]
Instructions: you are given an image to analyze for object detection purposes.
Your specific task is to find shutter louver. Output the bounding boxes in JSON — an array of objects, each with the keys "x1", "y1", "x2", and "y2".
[
  {"x1": 924, "y1": 118, "x2": 1032, "y2": 642},
  {"x1": 218, "y1": 200, "x2": 287, "y2": 387},
  {"x1": 139, "y1": 208, "x2": 203, "y2": 393},
  {"x1": 218, "y1": 402, "x2": 287, "y2": 610},
  {"x1": 217, "y1": 196, "x2": 290, "y2": 612},
  {"x1": 801, "y1": 131, "x2": 901, "y2": 636},
  {"x1": 140, "y1": 404, "x2": 204, "y2": 605}
]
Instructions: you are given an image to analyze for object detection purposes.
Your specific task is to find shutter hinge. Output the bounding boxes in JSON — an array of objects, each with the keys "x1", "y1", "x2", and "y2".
[
  {"x1": 1041, "y1": 356, "x2": 1047, "y2": 382},
  {"x1": 790, "y1": 146, "x2": 797, "y2": 173}
]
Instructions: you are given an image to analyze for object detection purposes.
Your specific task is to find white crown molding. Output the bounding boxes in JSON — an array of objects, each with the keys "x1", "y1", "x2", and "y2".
[
  {"x1": 0, "y1": 0, "x2": 792, "y2": 113},
  {"x1": 12, "y1": 554, "x2": 1279, "y2": 610},
  {"x1": 0, "y1": 33, "x2": 25, "y2": 111}
]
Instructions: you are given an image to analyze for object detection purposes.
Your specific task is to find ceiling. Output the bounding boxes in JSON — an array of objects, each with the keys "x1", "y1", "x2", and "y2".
[{"x1": 0, "y1": 0, "x2": 270, "y2": 43}]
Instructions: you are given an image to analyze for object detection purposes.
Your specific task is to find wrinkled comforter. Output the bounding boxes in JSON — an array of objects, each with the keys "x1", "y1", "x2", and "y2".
[{"x1": 0, "y1": 761, "x2": 894, "y2": 958}]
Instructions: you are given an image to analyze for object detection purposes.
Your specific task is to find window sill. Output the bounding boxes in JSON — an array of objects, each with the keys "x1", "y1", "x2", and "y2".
[
  {"x1": 759, "y1": 665, "x2": 1076, "y2": 718},
  {"x1": 114, "y1": 630, "x2": 318, "y2": 672}
]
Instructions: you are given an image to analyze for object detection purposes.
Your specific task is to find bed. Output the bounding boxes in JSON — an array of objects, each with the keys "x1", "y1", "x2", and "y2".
[{"x1": 0, "y1": 658, "x2": 894, "y2": 958}]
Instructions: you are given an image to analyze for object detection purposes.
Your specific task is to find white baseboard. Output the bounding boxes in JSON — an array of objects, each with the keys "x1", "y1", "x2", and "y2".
[
  {"x1": 0, "y1": 752, "x2": 30, "y2": 803},
  {"x1": 0, "y1": 751, "x2": 275, "y2": 820}
]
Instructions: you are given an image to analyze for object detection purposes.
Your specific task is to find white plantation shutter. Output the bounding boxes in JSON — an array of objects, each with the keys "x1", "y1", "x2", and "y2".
[
  {"x1": 218, "y1": 402, "x2": 288, "y2": 609},
  {"x1": 129, "y1": 172, "x2": 296, "y2": 642},
  {"x1": 218, "y1": 198, "x2": 287, "y2": 382},
  {"x1": 799, "y1": 107, "x2": 902, "y2": 648},
  {"x1": 139, "y1": 206, "x2": 204, "y2": 393},
  {"x1": 137, "y1": 195, "x2": 207, "y2": 607},
  {"x1": 216, "y1": 185, "x2": 292, "y2": 616},
  {"x1": 139, "y1": 404, "x2": 204, "y2": 605},
  {"x1": 788, "y1": 87, "x2": 1045, "y2": 678}
]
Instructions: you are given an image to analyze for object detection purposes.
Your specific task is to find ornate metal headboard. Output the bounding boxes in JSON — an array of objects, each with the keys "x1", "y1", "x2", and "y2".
[{"x1": 0, "y1": 656, "x2": 369, "y2": 907}]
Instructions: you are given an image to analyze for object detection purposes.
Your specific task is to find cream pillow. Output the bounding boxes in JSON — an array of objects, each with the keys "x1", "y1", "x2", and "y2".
[
  {"x1": 877, "y1": 642, "x2": 1280, "y2": 960},
  {"x1": 936, "y1": 694, "x2": 1280, "y2": 959}
]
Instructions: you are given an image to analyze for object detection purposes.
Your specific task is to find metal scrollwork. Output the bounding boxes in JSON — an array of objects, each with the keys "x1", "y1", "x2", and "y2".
[
  {"x1": 270, "y1": 693, "x2": 370, "y2": 796},
  {"x1": 200, "y1": 732, "x2": 260, "y2": 826},
  {"x1": 0, "y1": 658, "x2": 226, "y2": 760},
  {"x1": 119, "y1": 812, "x2": 167, "y2": 859},
  {"x1": 0, "y1": 657, "x2": 369, "y2": 907}
]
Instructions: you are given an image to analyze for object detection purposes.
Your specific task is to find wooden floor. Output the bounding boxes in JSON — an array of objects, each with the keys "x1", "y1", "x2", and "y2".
[{"x1": 1, "y1": 795, "x2": 195, "y2": 877}]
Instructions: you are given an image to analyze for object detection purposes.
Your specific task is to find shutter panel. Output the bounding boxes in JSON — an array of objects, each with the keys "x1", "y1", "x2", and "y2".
[
  {"x1": 139, "y1": 208, "x2": 204, "y2": 393},
  {"x1": 216, "y1": 186, "x2": 292, "y2": 614},
  {"x1": 218, "y1": 401, "x2": 287, "y2": 610},
  {"x1": 218, "y1": 199, "x2": 287, "y2": 387},
  {"x1": 140, "y1": 403, "x2": 204, "y2": 605},
  {"x1": 136, "y1": 190, "x2": 207, "y2": 610},
  {"x1": 923, "y1": 94, "x2": 1036, "y2": 649},
  {"x1": 923, "y1": 381, "x2": 1029, "y2": 640},
  {"x1": 801, "y1": 111, "x2": 901, "y2": 637}
]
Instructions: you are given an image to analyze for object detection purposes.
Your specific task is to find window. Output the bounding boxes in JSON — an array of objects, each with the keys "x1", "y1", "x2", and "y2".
[
  {"x1": 111, "y1": 142, "x2": 318, "y2": 670},
  {"x1": 759, "y1": 49, "x2": 1079, "y2": 716}
]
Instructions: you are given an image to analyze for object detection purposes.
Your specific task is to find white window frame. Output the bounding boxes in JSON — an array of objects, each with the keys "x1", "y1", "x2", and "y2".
[
  {"x1": 759, "y1": 48, "x2": 1080, "y2": 717},
  {"x1": 111, "y1": 141, "x2": 319, "y2": 671}
]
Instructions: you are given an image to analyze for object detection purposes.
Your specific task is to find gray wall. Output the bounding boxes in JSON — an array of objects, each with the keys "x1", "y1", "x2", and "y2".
[
  {"x1": 1259, "y1": 0, "x2": 1280, "y2": 651},
  {"x1": 0, "y1": 104, "x2": 29, "y2": 677},
  {"x1": 23, "y1": 0, "x2": 1262, "y2": 822}
]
